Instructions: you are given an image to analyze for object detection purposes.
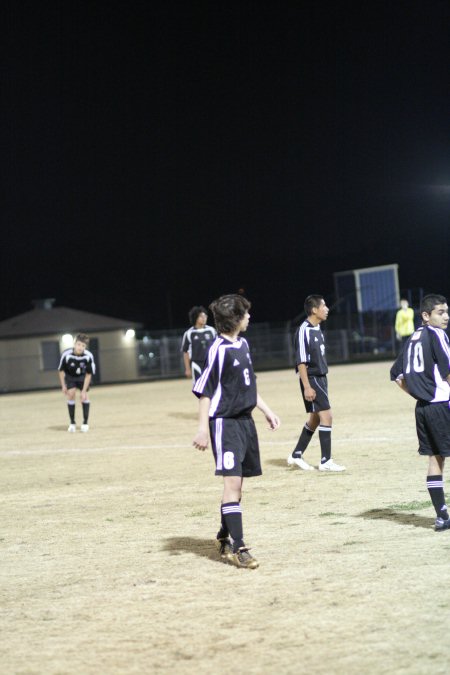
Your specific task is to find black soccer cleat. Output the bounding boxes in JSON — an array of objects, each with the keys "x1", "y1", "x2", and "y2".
[
  {"x1": 215, "y1": 537, "x2": 233, "y2": 558},
  {"x1": 434, "y1": 517, "x2": 450, "y2": 532},
  {"x1": 228, "y1": 547, "x2": 259, "y2": 569}
]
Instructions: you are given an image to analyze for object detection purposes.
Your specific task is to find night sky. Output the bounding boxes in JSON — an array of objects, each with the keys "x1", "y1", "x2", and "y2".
[{"x1": 2, "y1": 1, "x2": 449, "y2": 329}]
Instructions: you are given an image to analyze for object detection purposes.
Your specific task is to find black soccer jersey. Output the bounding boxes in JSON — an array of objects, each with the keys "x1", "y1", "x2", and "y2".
[
  {"x1": 181, "y1": 325, "x2": 216, "y2": 365},
  {"x1": 193, "y1": 336, "x2": 257, "y2": 418},
  {"x1": 294, "y1": 320, "x2": 328, "y2": 376},
  {"x1": 58, "y1": 349, "x2": 96, "y2": 381},
  {"x1": 390, "y1": 325, "x2": 450, "y2": 403}
]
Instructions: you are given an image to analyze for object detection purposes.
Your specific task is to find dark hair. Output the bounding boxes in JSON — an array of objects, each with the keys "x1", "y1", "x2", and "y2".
[
  {"x1": 420, "y1": 294, "x2": 447, "y2": 316},
  {"x1": 209, "y1": 294, "x2": 251, "y2": 335},
  {"x1": 76, "y1": 333, "x2": 89, "y2": 345},
  {"x1": 188, "y1": 306, "x2": 207, "y2": 326},
  {"x1": 304, "y1": 294, "x2": 324, "y2": 316}
]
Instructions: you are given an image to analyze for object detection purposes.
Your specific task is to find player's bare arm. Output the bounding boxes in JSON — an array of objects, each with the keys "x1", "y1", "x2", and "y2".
[
  {"x1": 193, "y1": 396, "x2": 211, "y2": 450},
  {"x1": 298, "y1": 363, "x2": 316, "y2": 401},
  {"x1": 256, "y1": 394, "x2": 281, "y2": 430},
  {"x1": 183, "y1": 352, "x2": 192, "y2": 378},
  {"x1": 58, "y1": 371, "x2": 67, "y2": 394}
]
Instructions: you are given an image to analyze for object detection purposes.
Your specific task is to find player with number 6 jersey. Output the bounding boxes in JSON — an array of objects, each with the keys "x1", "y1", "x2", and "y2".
[
  {"x1": 192, "y1": 294, "x2": 280, "y2": 569},
  {"x1": 193, "y1": 335, "x2": 256, "y2": 418}
]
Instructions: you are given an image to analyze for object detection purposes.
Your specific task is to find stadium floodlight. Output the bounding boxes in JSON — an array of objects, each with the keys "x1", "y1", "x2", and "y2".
[
  {"x1": 62, "y1": 333, "x2": 73, "y2": 347},
  {"x1": 124, "y1": 329, "x2": 136, "y2": 340}
]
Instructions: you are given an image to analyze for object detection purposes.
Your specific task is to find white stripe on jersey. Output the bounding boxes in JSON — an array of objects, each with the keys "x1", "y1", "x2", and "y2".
[
  {"x1": 297, "y1": 321, "x2": 321, "y2": 363},
  {"x1": 428, "y1": 325, "x2": 450, "y2": 364},
  {"x1": 181, "y1": 325, "x2": 216, "y2": 357},
  {"x1": 297, "y1": 322, "x2": 309, "y2": 362},
  {"x1": 193, "y1": 337, "x2": 222, "y2": 392},
  {"x1": 58, "y1": 348, "x2": 96, "y2": 374},
  {"x1": 432, "y1": 364, "x2": 450, "y2": 402},
  {"x1": 86, "y1": 350, "x2": 96, "y2": 375},
  {"x1": 180, "y1": 327, "x2": 192, "y2": 356},
  {"x1": 193, "y1": 337, "x2": 247, "y2": 417}
]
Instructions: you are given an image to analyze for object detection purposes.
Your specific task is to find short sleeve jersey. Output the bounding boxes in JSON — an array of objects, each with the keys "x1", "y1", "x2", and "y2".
[
  {"x1": 181, "y1": 325, "x2": 216, "y2": 364},
  {"x1": 294, "y1": 320, "x2": 328, "y2": 376},
  {"x1": 390, "y1": 325, "x2": 450, "y2": 403},
  {"x1": 192, "y1": 336, "x2": 257, "y2": 418},
  {"x1": 58, "y1": 349, "x2": 96, "y2": 381}
]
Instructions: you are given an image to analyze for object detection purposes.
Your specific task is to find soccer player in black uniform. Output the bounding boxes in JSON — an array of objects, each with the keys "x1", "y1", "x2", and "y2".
[
  {"x1": 390, "y1": 294, "x2": 450, "y2": 531},
  {"x1": 192, "y1": 294, "x2": 280, "y2": 569},
  {"x1": 288, "y1": 294, "x2": 346, "y2": 472},
  {"x1": 58, "y1": 333, "x2": 96, "y2": 433},
  {"x1": 181, "y1": 306, "x2": 216, "y2": 382}
]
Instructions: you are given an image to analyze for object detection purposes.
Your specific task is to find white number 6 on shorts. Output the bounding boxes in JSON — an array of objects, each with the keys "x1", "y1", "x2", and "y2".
[{"x1": 223, "y1": 451, "x2": 235, "y2": 470}]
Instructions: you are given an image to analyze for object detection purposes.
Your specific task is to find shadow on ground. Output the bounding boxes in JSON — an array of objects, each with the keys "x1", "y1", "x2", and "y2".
[
  {"x1": 265, "y1": 458, "x2": 291, "y2": 468},
  {"x1": 167, "y1": 412, "x2": 197, "y2": 421},
  {"x1": 163, "y1": 536, "x2": 229, "y2": 564},
  {"x1": 358, "y1": 508, "x2": 433, "y2": 530}
]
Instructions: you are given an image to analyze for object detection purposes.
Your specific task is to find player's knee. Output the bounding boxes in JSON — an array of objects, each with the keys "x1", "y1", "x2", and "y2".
[{"x1": 320, "y1": 410, "x2": 332, "y2": 426}]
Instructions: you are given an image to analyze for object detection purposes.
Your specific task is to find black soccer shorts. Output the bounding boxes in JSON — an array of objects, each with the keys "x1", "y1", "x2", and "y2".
[
  {"x1": 415, "y1": 401, "x2": 450, "y2": 457},
  {"x1": 65, "y1": 377, "x2": 90, "y2": 392},
  {"x1": 209, "y1": 416, "x2": 262, "y2": 478},
  {"x1": 300, "y1": 375, "x2": 331, "y2": 413}
]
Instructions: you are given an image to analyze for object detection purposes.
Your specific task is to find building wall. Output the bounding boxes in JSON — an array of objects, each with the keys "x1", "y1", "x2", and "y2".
[
  {"x1": 0, "y1": 331, "x2": 139, "y2": 393},
  {"x1": 93, "y1": 331, "x2": 138, "y2": 382}
]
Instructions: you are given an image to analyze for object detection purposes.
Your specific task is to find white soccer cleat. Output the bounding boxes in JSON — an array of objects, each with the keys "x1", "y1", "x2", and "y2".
[
  {"x1": 287, "y1": 455, "x2": 315, "y2": 471},
  {"x1": 81, "y1": 424, "x2": 89, "y2": 433},
  {"x1": 68, "y1": 424, "x2": 76, "y2": 433},
  {"x1": 319, "y1": 459, "x2": 346, "y2": 472}
]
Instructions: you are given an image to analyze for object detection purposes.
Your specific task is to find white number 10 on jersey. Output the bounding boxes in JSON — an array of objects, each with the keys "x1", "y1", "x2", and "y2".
[{"x1": 406, "y1": 342, "x2": 425, "y2": 373}]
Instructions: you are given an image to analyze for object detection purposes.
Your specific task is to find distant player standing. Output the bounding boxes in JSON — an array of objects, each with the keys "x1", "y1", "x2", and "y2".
[
  {"x1": 181, "y1": 306, "x2": 216, "y2": 382},
  {"x1": 395, "y1": 298, "x2": 415, "y2": 347},
  {"x1": 58, "y1": 334, "x2": 96, "y2": 432},
  {"x1": 390, "y1": 294, "x2": 450, "y2": 531},
  {"x1": 193, "y1": 294, "x2": 280, "y2": 569},
  {"x1": 288, "y1": 294, "x2": 346, "y2": 471}
]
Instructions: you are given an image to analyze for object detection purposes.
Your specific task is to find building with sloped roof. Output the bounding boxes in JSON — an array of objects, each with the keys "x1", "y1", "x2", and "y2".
[{"x1": 0, "y1": 299, "x2": 142, "y2": 392}]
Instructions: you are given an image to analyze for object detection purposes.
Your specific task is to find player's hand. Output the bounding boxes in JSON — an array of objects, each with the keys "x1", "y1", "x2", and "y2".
[
  {"x1": 62, "y1": 385, "x2": 67, "y2": 395},
  {"x1": 185, "y1": 369, "x2": 192, "y2": 378},
  {"x1": 304, "y1": 386, "x2": 316, "y2": 402},
  {"x1": 193, "y1": 430, "x2": 209, "y2": 451},
  {"x1": 81, "y1": 390, "x2": 88, "y2": 402},
  {"x1": 265, "y1": 412, "x2": 280, "y2": 431}
]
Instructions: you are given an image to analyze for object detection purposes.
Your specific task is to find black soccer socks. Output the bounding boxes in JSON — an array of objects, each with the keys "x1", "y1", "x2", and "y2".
[
  {"x1": 319, "y1": 425, "x2": 332, "y2": 464},
  {"x1": 217, "y1": 504, "x2": 229, "y2": 540},
  {"x1": 67, "y1": 401, "x2": 76, "y2": 423},
  {"x1": 82, "y1": 401, "x2": 90, "y2": 424},
  {"x1": 221, "y1": 502, "x2": 244, "y2": 551},
  {"x1": 427, "y1": 475, "x2": 449, "y2": 520},
  {"x1": 292, "y1": 423, "x2": 314, "y2": 458}
]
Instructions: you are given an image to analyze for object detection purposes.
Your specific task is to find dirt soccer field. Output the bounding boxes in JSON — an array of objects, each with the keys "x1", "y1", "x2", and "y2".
[{"x1": 1, "y1": 361, "x2": 450, "y2": 675}]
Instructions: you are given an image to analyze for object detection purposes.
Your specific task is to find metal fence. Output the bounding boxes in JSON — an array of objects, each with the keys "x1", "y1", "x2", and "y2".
[
  {"x1": 0, "y1": 312, "x2": 401, "y2": 393},
  {"x1": 137, "y1": 312, "x2": 399, "y2": 380}
]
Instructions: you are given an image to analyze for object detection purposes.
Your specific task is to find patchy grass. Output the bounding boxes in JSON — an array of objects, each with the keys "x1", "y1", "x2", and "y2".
[{"x1": 387, "y1": 500, "x2": 431, "y2": 511}]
